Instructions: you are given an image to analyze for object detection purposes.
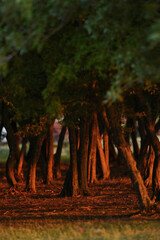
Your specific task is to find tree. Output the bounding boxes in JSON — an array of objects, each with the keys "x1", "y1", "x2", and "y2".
[{"x1": 0, "y1": 0, "x2": 160, "y2": 212}]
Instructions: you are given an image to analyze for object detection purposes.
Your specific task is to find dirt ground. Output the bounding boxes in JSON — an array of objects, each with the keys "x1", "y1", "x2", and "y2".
[{"x1": 0, "y1": 162, "x2": 159, "y2": 225}]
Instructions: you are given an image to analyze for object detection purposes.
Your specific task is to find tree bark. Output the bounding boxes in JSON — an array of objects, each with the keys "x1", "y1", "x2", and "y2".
[
  {"x1": 78, "y1": 117, "x2": 90, "y2": 195},
  {"x1": 26, "y1": 134, "x2": 45, "y2": 192},
  {"x1": 109, "y1": 137, "x2": 117, "y2": 162},
  {"x1": 138, "y1": 137, "x2": 149, "y2": 177},
  {"x1": 136, "y1": 90, "x2": 160, "y2": 201},
  {"x1": 96, "y1": 115, "x2": 110, "y2": 180},
  {"x1": 17, "y1": 138, "x2": 27, "y2": 180},
  {"x1": 102, "y1": 105, "x2": 153, "y2": 211},
  {"x1": 46, "y1": 122, "x2": 54, "y2": 185},
  {"x1": 131, "y1": 120, "x2": 140, "y2": 160},
  {"x1": 54, "y1": 126, "x2": 66, "y2": 178},
  {"x1": 145, "y1": 121, "x2": 160, "y2": 201},
  {"x1": 88, "y1": 112, "x2": 98, "y2": 183},
  {"x1": 61, "y1": 127, "x2": 79, "y2": 196},
  {"x1": 103, "y1": 129, "x2": 110, "y2": 178},
  {"x1": 2, "y1": 103, "x2": 17, "y2": 186},
  {"x1": 145, "y1": 145, "x2": 155, "y2": 187}
]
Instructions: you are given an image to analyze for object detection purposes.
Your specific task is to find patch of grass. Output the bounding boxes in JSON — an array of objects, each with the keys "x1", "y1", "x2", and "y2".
[
  {"x1": 61, "y1": 142, "x2": 70, "y2": 163},
  {"x1": 0, "y1": 143, "x2": 70, "y2": 164},
  {"x1": 0, "y1": 144, "x2": 9, "y2": 162},
  {"x1": 61, "y1": 154, "x2": 70, "y2": 164},
  {"x1": 0, "y1": 220, "x2": 160, "y2": 240}
]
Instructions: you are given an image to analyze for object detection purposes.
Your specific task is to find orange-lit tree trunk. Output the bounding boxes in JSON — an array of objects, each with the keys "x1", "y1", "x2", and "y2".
[
  {"x1": 2, "y1": 103, "x2": 17, "y2": 186},
  {"x1": 17, "y1": 138, "x2": 27, "y2": 180},
  {"x1": 54, "y1": 126, "x2": 66, "y2": 179},
  {"x1": 46, "y1": 122, "x2": 54, "y2": 185},
  {"x1": 78, "y1": 117, "x2": 90, "y2": 195},
  {"x1": 96, "y1": 115, "x2": 110, "y2": 180},
  {"x1": 145, "y1": 145, "x2": 155, "y2": 187},
  {"x1": 12, "y1": 122, "x2": 20, "y2": 162},
  {"x1": 26, "y1": 134, "x2": 45, "y2": 192},
  {"x1": 138, "y1": 137, "x2": 149, "y2": 177},
  {"x1": 136, "y1": 90, "x2": 160, "y2": 201},
  {"x1": 103, "y1": 129, "x2": 110, "y2": 178},
  {"x1": 88, "y1": 112, "x2": 97, "y2": 183},
  {"x1": 61, "y1": 127, "x2": 79, "y2": 196},
  {"x1": 102, "y1": 105, "x2": 153, "y2": 211}
]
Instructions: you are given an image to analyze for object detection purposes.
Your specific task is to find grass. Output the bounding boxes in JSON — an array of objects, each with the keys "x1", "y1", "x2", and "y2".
[
  {"x1": 0, "y1": 144, "x2": 9, "y2": 162},
  {"x1": 0, "y1": 220, "x2": 160, "y2": 240},
  {"x1": 0, "y1": 143, "x2": 70, "y2": 164},
  {"x1": 61, "y1": 142, "x2": 70, "y2": 163}
]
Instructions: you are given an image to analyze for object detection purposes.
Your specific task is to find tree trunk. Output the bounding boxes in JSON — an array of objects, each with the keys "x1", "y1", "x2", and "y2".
[
  {"x1": 131, "y1": 120, "x2": 140, "y2": 160},
  {"x1": 17, "y1": 138, "x2": 27, "y2": 180},
  {"x1": 145, "y1": 145, "x2": 155, "y2": 187},
  {"x1": 136, "y1": 90, "x2": 160, "y2": 201},
  {"x1": 138, "y1": 119, "x2": 146, "y2": 149},
  {"x1": 0, "y1": 122, "x2": 3, "y2": 138},
  {"x1": 88, "y1": 112, "x2": 98, "y2": 183},
  {"x1": 2, "y1": 103, "x2": 17, "y2": 186},
  {"x1": 102, "y1": 105, "x2": 153, "y2": 211},
  {"x1": 138, "y1": 137, "x2": 149, "y2": 177},
  {"x1": 54, "y1": 126, "x2": 66, "y2": 178},
  {"x1": 97, "y1": 116, "x2": 110, "y2": 180},
  {"x1": 78, "y1": 117, "x2": 90, "y2": 195},
  {"x1": 109, "y1": 137, "x2": 117, "y2": 162},
  {"x1": 125, "y1": 118, "x2": 140, "y2": 160},
  {"x1": 76, "y1": 128, "x2": 80, "y2": 151},
  {"x1": 120, "y1": 143, "x2": 153, "y2": 211},
  {"x1": 26, "y1": 134, "x2": 45, "y2": 192},
  {"x1": 103, "y1": 129, "x2": 110, "y2": 178},
  {"x1": 46, "y1": 122, "x2": 54, "y2": 185},
  {"x1": 145, "y1": 122, "x2": 160, "y2": 201},
  {"x1": 61, "y1": 127, "x2": 79, "y2": 196}
]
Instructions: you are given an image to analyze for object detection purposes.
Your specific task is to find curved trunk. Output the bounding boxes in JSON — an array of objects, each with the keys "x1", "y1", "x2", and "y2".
[
  {"x1": 54, "y1": 126, "x2": 66, "y2": 178},
  {"x1": 61, "y1": 127, "x2": 79, "y2": 197},
  {"x1": 6, "y1": 152, "x2": 17, "y2": 186},
  {"x1": 121, "y1": 143, "x2": 152, "y2": 210},
  {"x1": 26, "y1": 134, "x2": 45, "y2": 192},
  {"x1": 102, "y1": 105, "x2": 153, "y2": 211}
]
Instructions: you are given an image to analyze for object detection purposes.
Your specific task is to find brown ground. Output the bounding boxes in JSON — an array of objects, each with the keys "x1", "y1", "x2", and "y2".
[{"x1": 0, "y1": 162, "x2": 159, "y2": 225}]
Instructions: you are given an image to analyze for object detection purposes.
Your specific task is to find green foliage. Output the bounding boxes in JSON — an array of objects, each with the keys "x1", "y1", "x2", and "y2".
[
  {"x1": 0, "y1": 0, "x2": 159, "y2": 134},
  {"x1": 5, "y1": 52, "x2": 46, "y2": 122},
  {"x1": 84, "y1": 0, "x2": 160, "y2": 101}
]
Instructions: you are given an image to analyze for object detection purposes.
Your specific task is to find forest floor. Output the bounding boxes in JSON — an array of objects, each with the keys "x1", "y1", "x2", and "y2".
[{"x1": 0, "y1": 161, "x2": 160, "y2": 226}]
